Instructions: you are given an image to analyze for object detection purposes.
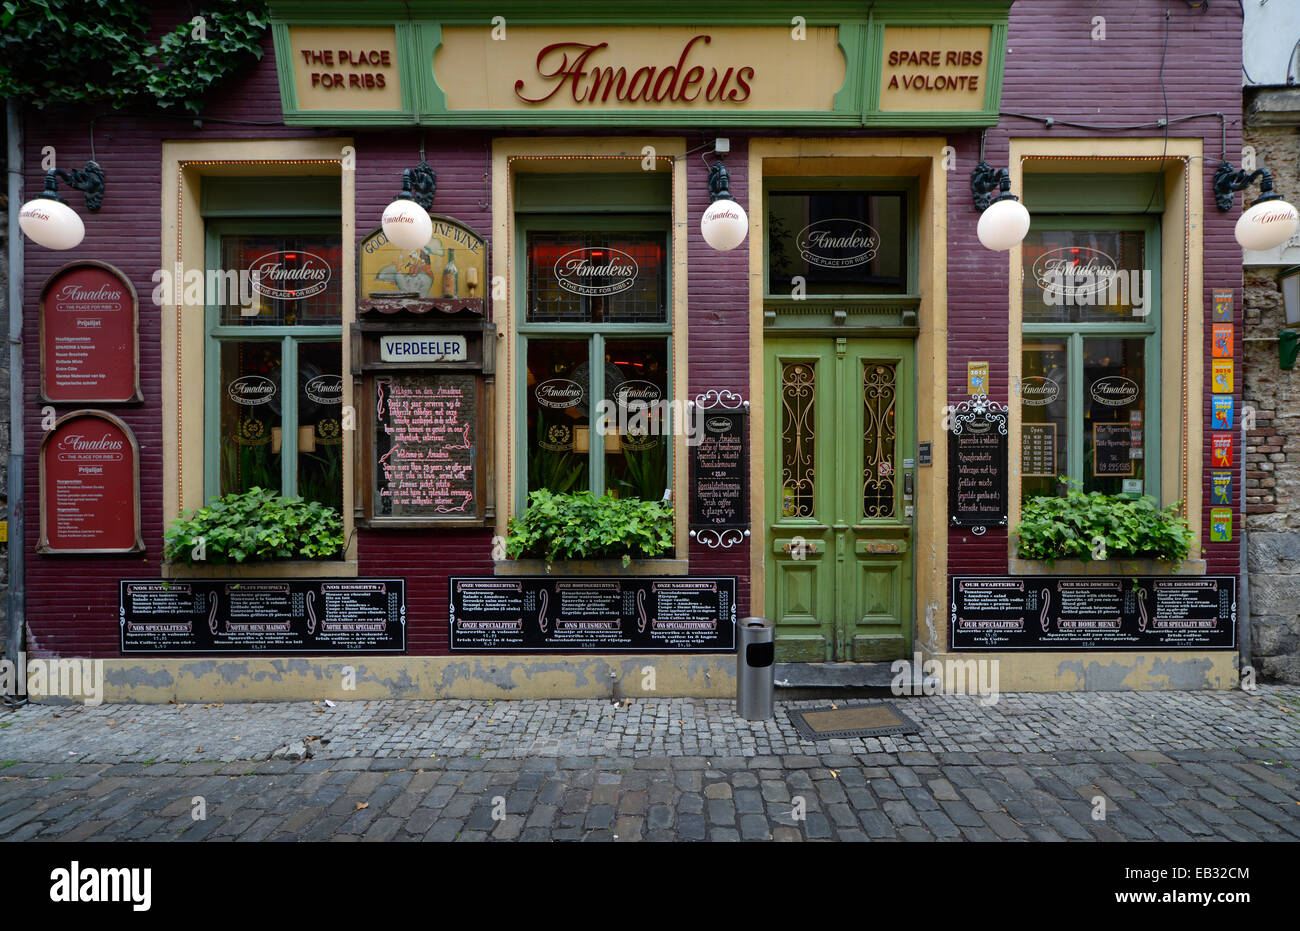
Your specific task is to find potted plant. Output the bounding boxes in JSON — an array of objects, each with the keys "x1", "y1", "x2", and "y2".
[
  {"x1": 163, "y1": 486, "x2": 344, "y2": 565},
  {"x1": 503, "y1": 489, "x2": 674, "y2": 570},
  {"x1": 1014, "y1": 479, "x2": 1193, "y2": 569}
]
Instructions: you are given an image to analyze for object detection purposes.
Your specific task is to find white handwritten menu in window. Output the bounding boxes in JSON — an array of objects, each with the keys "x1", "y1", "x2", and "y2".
[{"x1": 373, "y1": 373, "x2": 477, "y2": 517}]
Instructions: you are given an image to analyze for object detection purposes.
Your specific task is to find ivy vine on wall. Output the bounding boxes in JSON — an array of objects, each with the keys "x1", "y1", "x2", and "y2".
[{"x1": 0, "y1": 0, "x2": 269, "y2": 114}]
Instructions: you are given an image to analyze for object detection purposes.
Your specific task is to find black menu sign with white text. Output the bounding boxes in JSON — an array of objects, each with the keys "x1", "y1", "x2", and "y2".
[
  {"x1": 690, "y1": 410, "x2": 747, "y2": 533},
  {"x1": 950, "y1": 576, "x2": 1236, "y2": 650},
  {"x1": 121, "y1": 579, "x2": 406, "y2": 653},
  {"x1": 450, "y1": 577, "x2": 736, "y2": 652},
  {"x1": 949, "y1": 396, "x2": 1008, "y2": 528}
]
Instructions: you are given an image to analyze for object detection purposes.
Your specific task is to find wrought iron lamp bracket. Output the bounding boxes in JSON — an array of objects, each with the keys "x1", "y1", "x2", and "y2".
[
  {"x1": 1214, "y1": 161, "x2": 1281, "y2": 212},
  {"x1": 971, "y1": 160, "x2": 1015, "y2": 212},
  {"x1": 40, "y1": 161, "x2": 106, "y2": 212},
  {"x1": 707, "y1": 160, "x2": 733, "y2": 202},
  {"x1": 395, "y1": 161, "x2": 437, "y2": 211}
]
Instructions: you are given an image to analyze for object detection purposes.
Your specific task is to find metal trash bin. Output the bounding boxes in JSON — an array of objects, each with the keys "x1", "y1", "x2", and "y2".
[{"x1": 736, "y1": 616, "x2": 775, "y2": 720}]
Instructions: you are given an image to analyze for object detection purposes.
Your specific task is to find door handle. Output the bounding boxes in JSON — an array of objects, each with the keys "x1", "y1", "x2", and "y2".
[
  {"x1": 903, "y1": 471, "x2": 914, "y2": 499},
  {"x1": 782, "y1": 540, "x2": 820, "y2": 554}
]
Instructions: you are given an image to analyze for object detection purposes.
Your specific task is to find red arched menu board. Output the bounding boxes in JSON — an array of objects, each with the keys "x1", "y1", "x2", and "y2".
[
  {"x1": 40, "y1": 261, "x2": 141, "y2": 404},
  {"x1": 38, "y1": 411, "x2": 144, "y2": 554}
]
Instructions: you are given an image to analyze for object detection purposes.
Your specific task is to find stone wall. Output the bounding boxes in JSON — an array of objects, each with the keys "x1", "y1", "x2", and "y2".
[
  {"x1": 1243, "y1": 96, "x2": 1300, "y2": 683},
  {"x1": 0, "y1": 114, "x2": 8, "y2": 660}
]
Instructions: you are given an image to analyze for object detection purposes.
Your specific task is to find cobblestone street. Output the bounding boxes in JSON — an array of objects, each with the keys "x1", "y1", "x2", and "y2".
[{"x1": 1, "y1": 687, "x2": 1297, "y2": 842}]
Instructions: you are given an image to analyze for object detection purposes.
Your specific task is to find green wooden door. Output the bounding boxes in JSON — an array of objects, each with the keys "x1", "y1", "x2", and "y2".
[{"x1": 765, "y1": 337, "x2": 915, "y2": 662}]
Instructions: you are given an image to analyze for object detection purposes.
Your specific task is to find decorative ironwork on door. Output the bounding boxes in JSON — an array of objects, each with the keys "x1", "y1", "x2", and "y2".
[
  {"x1": 781, "y1": 362, "x2": 816, "y2": 518},
  {"x1": 862, "y1": 361, "x2": 897, "y2": 518}
]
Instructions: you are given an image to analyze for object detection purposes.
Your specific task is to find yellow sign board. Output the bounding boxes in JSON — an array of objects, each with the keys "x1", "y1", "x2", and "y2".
[
  {"x1": 878, "y1": 26, "x2": 992, "y2": 112},
  {"x1": 288, "y1": 26, "x2": 403, "y2": 111},
  {"x1": 435, "y1": 26, "x2": 846, "y2": 112}
]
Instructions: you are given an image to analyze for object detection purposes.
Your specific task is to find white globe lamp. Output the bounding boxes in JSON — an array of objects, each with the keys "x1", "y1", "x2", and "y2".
[
  {"x1": 382, "y1": 197, "x2": 432, "y2": 251},
  {"x1": 701, "y1": 160, "x2": 749, "y2": 251},
  {"x1": 18, "y1": 161, "x2": 105, "y2": 251},
  {"x1": 1235, "y1": 198, "x2": 1299, "y2": 252},
  {"x1": 977, "y1": 196, "x2": 1032, "y2": 252},
  {"x1": 382, "y1": 164, "x2": 436, "y2": 251},
  {"x1": 19, "y1": 196, "x2": 85, "y2": 250},
  {"x1": 701, "y1": 198, "x2": 749, "y2": 252}
]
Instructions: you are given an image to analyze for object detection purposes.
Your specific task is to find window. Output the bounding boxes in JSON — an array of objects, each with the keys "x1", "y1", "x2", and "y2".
[
  {"x1": 519, "y1": 222, "x2": 671, "y2": 503},
  {"x1": 1019, "y1": 219, "x2": 1160, "y2": 501},
  {"x1": 205, "y1": 222, "x2": 344, "y2": 514},
  {"x1": 766, "y1": 189, "x2": 908, "y2": 295}
]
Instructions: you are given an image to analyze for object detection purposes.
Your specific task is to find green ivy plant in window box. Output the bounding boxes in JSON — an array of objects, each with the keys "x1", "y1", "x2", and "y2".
[
  {"x1": 1016, "y1": 480, "x2": 1192, "y2": 565},
  {"x1": 163, "y1": 487, "x2": 343, "y2": 565},
  {"x1": 505, "y1": 490, "x2": 674, "y2": 568}
]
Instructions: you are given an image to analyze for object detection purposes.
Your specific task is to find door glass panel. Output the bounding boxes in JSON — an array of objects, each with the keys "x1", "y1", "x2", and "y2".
[
  {"x1": 603, "y1": 338, "x2": 669, "y2": 500},
  {"x1": 219, "y1": 341, "x2": 282, "y2": 495},
  {"x1": 780, "y1": 361, "x2": 816, "y2": 518},
  {"x1": 862, "y1": 361, "x2": 897, "y2": 518},
  {"x1": 526, "y1": 339, "x2": 590, "y2": 494},
  {"x1": 296, "y1": 341, "x2": 344, "y2": 511},
  {"x1": 767, "y1": 191, "x2": 907, "y2": 295},
  {"x1": 1084, "y1": 338, "x2": 1145, "y2": 495},
  {"x1": 1021, "y1": 340, "x2": 1069, "y2": 500}
]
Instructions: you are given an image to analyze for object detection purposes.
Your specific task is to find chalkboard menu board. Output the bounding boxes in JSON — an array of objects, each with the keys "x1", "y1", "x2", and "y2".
[
  {"x1": 948, "y1": 396, "x2": 1008, "y2": 528},
  {"x1": 1093, "y1": 422, "x2": 1134, "y2": 476},
  {"x1": 950, "y1": 576, "x2": 1236, "y2": 651},
  {"x1": 449, "y1": 576, "x2": 736, "y2": 652},
  {"x1": 1022, "y1": 423, "x2": 1057, "y2": 478},
  {"x1": 121, "y1": 578, "x2": 406, "y2": 653},
  {"x1": 40, "y1": 262, "x2": 142, "y2": 404},
  {"x1": 38, "y1": 411, "x2": 143, "y2": 554},
  {"x1": 690, "y1": 409, "x2": 748, "y2": 543},
  {"x1": 372, "y1": 373, "x2": 481, "y2": 520}
]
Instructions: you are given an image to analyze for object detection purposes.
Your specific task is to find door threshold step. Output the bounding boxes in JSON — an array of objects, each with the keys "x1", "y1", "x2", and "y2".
[{"x1": 774, "y1": 662, "x2": 939, "y2": 694}]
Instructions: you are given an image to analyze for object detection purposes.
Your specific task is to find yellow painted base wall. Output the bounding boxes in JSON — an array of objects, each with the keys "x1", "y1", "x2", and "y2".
[{"x1": 34, "y1": 651, "x2": 1241, "y2": 703}]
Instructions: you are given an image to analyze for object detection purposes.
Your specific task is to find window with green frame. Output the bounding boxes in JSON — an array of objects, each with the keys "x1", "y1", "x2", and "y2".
[
  {"x1": 1019, "y1": 216, "x2": 1161, "y2": 501},
  {"x1": 204, "y1": 219, "x2": 344, "y2": 514},
  {"x1": 516, "y1": 215, "x2": 672, "y2": 506}
]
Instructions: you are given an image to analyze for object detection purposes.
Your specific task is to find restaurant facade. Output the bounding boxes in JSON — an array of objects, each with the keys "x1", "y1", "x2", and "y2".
[{"x1": 11, "y1": 1, "x2": 1250, "y2": 701}]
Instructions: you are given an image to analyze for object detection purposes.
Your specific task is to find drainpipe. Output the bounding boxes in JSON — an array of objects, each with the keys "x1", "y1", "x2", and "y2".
[
  {"x1": 1238, "y1": 414, "x2": 1251, "y2": 679},
  {"x1": 5, "y1": 98, "x2": 24, "y2": 674}
]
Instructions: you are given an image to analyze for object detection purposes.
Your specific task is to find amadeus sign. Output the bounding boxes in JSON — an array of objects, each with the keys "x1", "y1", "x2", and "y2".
[
  {"x1": 1019, "y1": 376, "x2": 1059, "y2": 407},
  {"x1": 554, "y1": 248, "x2": 638, "y2": 296},
  {"x1": 1032, "y1": 247, "x2": 1118, "y2": 301},
  {"x1": 797, "y1": 219, "x2": 880, "y2": 268},
  {"x1": 228, "y1": 374, "x2": 277, "y2": 406},
  {"x1": 535, "y1": 378, "x2": 584, "y2": 409},
  {"x1": 250, "y1": 250, "x2": 331, "y2": 301},
  {"x1": 1089, "y1": 375, "x2": 1140, "y2": 407}
]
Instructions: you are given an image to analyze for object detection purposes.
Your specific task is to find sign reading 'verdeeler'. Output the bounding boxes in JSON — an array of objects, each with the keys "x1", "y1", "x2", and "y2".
[{"x1": 379, "y1": 334, "x2": 468, "y2": 363}]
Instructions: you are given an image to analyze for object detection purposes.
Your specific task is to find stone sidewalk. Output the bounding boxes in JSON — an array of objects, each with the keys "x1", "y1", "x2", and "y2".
[{"x1": 0, "y1": 687, "x2": 1297, "y2": 841}]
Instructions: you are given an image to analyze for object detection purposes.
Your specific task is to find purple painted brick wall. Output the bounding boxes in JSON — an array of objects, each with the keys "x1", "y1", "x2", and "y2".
[
  {"x1": 17, "y1": 1, "x2": 1240, "y2": 658},
  {"x1": 946, "y1": 0, "x2": 1242, "y2": 576}
]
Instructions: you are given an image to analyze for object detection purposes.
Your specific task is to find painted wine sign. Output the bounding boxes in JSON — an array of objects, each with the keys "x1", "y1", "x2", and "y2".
[
  {"x1": 38, "y1": 410, "x2": 143, "y2": 553},
  {"x1": 40, "y1": 262, "x2": 141, "y2": 404}
]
